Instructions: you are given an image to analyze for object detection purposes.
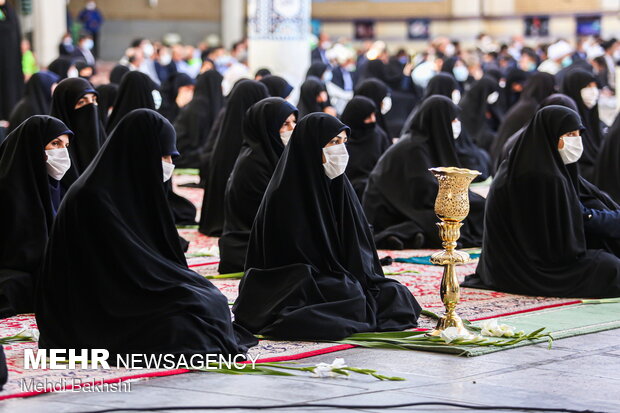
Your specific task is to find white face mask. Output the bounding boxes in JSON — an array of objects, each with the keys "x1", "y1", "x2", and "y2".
[
  {"x1": 152, "y1": 90, "x2": 162, "y2": 110},
  {"x1": 558, "y1": 135, "x2": 583, "y2": 165},
  {"x1": 487, "y1": 91, "x2": 499, "y2": 105},
  {"x1": 452, "y1": 120, "x2": 462, "y2": 140},
  {"x1": 444, "y1": 43, "x2": 456, "y2": 57},
  {"x1": 162, "y1": 161, "x2": 175, "y2": 182},
  {"x1": 159, "y1": 53, "x2": 172, "y2": 66},
  {"x1": 322, "y1": 143, "x2": 349, "y2": 179},
  {"x1": 67, "y1": 67, "x2": 79, "y2": 78},
  {"x1": 453, "y1": 66, "x2": 469, "y2": 82},
  {"x1": 451, "y1": 89, "x2": 461, "y2": 105},
  {"x1": 322, "y1": 70, "x2": 333, "y2": 83},
  {"x1": 45, "y1": 148, "x2": 71, "y2": 180},
  {"x1": 142, "y1": 43, "x2": 154, "y2": 58},
  {"x1": 381, "y1": 96, "x2": 392, "y2": 115},
  {"x1": 280, "y1": 129, "x2": 293, "y2": 146},
  {"x1": 580, "y1": 86, "x2": 599, "y2": 109}
]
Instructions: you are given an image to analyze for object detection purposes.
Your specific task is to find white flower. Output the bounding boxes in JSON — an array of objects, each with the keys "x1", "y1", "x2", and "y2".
[
  {"x1": 313, "y1": 358, "x2": 348, "y2": 378},
  {"x1": 440, "y1": 327, "x2": 480, "y2": 343},
  {"x1": 16, "y1": 329, "x2": 40, "y2": 342},
  {"x1": 480, "y1": 319, "x2": 516, "y2": 338}
]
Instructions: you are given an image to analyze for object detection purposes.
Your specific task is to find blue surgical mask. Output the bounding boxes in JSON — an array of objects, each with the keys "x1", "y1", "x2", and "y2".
[
  {"x1": 561, "y1": 56, "x2": 573, "y2": 68},
  {"x1": 453, "y1": 66, "x2": 469, "y2": 82},
  {"x1": 526, "y1": 61, "x2": 537, "y2": 72}
]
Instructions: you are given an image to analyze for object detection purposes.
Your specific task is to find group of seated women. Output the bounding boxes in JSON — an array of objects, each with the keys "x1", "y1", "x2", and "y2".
[{"x1": 1, "y1": 61, "x2": 619, "y2": 364}]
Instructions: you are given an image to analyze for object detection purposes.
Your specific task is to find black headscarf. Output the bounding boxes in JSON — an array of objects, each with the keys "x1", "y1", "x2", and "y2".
[
  {"x1": 561, "y1": 69, "x2": 604, "y2": 181},
  {"x1": 501, "y1": 68, "x2": 529, "y2": 111},
  {"x1": 459, "y1": 75, "x2": 500, "y2": 151},
  {"x1": 363, "y1": 96, "x2": 485, "y2": 248},
  {"x1": 35, "y1": 109, "x2": 257, "y2": 357},
  {"x1": 341, "y1": 96, "x2": 389, "y2": 200},
  {"x1": 359, "y1": 59, "x2": 403, "y2": 90},
  {"x1": 259, "y1": 75, "x2": 293, "y2": 99},
  {"x1": 219, "y1": 97, "x2": 297, "y2": 273},
  {"x1": 0, "y1": 1, "x2": 24, "y2": 120},
  {"x1": 158, "y1": 73, "x2": 195, "y2": 123},
  {"x1": 109, "y1": 64, "x2": 130, "y2": 85},
  {"x1": 595, "y1": 112, "x2": 620, "y2": 203},
  {"x1": 400, "y1": 72, "x2": 459, "y2": 136},
  {"x1": 174, "y1": 70, "x2": 224, "y2": 168},
  {"x1": 305, "y1": 62, "x2": 329, "y2": 79},
  {"x1": 498, "y1": 93, "x2": 579, "y2": 170},
  {"x1": 354, "y1": 78, "x2": 391, "y2": 145},
  {"x1": 297, "y1": 77, "x2": 326, "y2": 118},
  {"x1": 50, "y1": 77, "x2": 106, "y2": 185},
  {"x1": 233, "y1": 112, "x2": 421, "y2": 340},
  {"x1": 8, "y1": 71, "x2": 60, "y2": 133},
  {"x1": 491, "y1": 72, "x2": 556, "y2": 172},
  {"x1": 463, "y1": 106, "x2": 620, "y2": 298},
  {"x1": 95, "y1": 83, "x2": 118, "y2": 128},
  {"x1": 0, "y1": 116, "x2": 72, "y2": 317},
  {"x1": 199, "y1": 80, "x2": 269, "y2": 236},
  {"x1": 48, "y1": 57, "x2": 73, "y2": 80},
  {"x1": 106, "y1": 71, "x2": 157, "y2": 133}
]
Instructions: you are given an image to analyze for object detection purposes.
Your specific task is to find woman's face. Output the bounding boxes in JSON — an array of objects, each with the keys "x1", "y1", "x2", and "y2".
[
  {"x1": 557, "y1": 129, "x2": 580, "y2": 149},
  {"x1": 317, "y1": 91, "x2": 328, "y2": 103},
  {"x1": 363, "y1": 112, "x2": 377, "y2": 124},
  {"x1": 322, "y1": 131, "x2": 348, "y2": 164},
  {"x1": 279, "y1": 113, "x2": 296, "y2": 134},
  {"x1": 74, "y1": 93, "x2": 98, "y2": 110},
  {"x1": 45, "y1": 134, "x2": 70, "y2": 151}
]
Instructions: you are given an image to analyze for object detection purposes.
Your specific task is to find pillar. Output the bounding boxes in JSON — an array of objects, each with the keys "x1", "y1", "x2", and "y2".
[
  {"x1": 247, "y1": 0, "x2": 311, "y2": 96},
  {"x1": 222, "y1": 0, "x2": 245, "y2": 49},
  {"x1": 32, "y1": 0, "x2": 67, "y2": 68}
]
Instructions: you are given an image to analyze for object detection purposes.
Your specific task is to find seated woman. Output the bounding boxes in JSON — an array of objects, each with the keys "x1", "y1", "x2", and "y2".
[
  {"x1": 341, "y1": 96, "x2": 390, "y2": 201},
  {"x1": 233, "y1": 113, "x2": 421, "y2": 341},
  {"x1": 363, "y1": 96, "x2": 485, "y2": 250},
  {"x1": 0, "y1": 116, "x2": 72, "y2": 317},
  {"x1": 8, "y1": 71, "x2": 60, "y2": 133},
  {"x1": 199, "y1": 80, "x2": 269, "y2": 236},
  {"x1": 354, "y1": 78, "x2": 392, "y2": 145},
  {"x1": 50, "y1": 77, "x2": 106, "y2": 186},
  {"x1": 35, "y1": 109, "x2": 256, "y2": 357},
  {"x1": 459, "y1": 75, "x2": 501, "y2": 152},
  {"x1": 219, "y1": 97, "x2": 297, "y2": 274},
  {"x1": 297, "y1": 77, "x2": 329, "y2": 118},
  {"x1": 462, "y1": 106, "x2": 620, "y2": 298}
]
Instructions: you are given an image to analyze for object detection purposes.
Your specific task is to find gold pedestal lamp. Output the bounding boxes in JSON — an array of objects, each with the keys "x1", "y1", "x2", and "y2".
[{"x1": 427, "y1": 167, "x2": 481, "y2": 336}]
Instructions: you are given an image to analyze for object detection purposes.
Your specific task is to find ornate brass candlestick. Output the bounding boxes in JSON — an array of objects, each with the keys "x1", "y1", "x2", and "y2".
[{"x1": 427, "y1": 167, "x2": 481, "y2": 336}]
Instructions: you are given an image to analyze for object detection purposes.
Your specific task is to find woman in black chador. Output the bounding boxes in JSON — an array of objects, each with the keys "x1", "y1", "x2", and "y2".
[
  {"x1": 106, "y1": 71, "x2": 159, "y2": 133},
  {"x1": 35, "y1": 109, "x2": 257, "y2": 358},
  {"x1": 561, "y1": 69, "x2": 605, "y2": 182},
  {"x1": 458, "y1": 75, "x2": 501, "y2": 152},
  {"x1": 199, "y1": 80, "x2": 269, "y2": 236},
  {"x1": 8, "y1": 71, "x2": 60, "y2": 133},
  {"x1": 219, "y1": 97, "x2": 297, "y2": 274},
  {"x1": 233, "y1": 113, "x2": 421, "y2": 340},
  {"x1": 50, "y1": 77, "x2": 106, "y2": 186},
  {"x1": 363, "y1": 96, "x2": 485, "y2": 250},
  {"x1": 297, "y1": 77, "x2": 328, "y2": 118},
  {"x1": 491, "y1": 72, "x2": 556, "y2": 172},
  {"x1": 463, "y1": 106, "x2": 620, "y2": 298},
  {"x1": 0, "y1": 116, "x2": 73, "y2": 318},
  {"x1": 595, "y1": 112, "x2": 620, "y2": 204},
  {"x1": 259, "y1": 75, "x2": 293, "y2": 99},
  {"x1": 106, "y1": 70, "x2": 195, "y2": 227},
  {"x1": 354, "y1": 78, "x2": 392, "y2": 145},
  {"x1": 341, "y1": 96, "x2": 389, "y2": 201},
  {"x1": 174, "y1": 70, "x2": 224, "y2": 168},
  {"x1": 0, "y1": 0, "x2": 24, "y2": 121}
]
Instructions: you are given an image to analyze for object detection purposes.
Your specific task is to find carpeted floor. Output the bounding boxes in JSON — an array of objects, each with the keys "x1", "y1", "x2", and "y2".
[{"x1": 1, "y1": 175, "x2": 616, "y2": 400}]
